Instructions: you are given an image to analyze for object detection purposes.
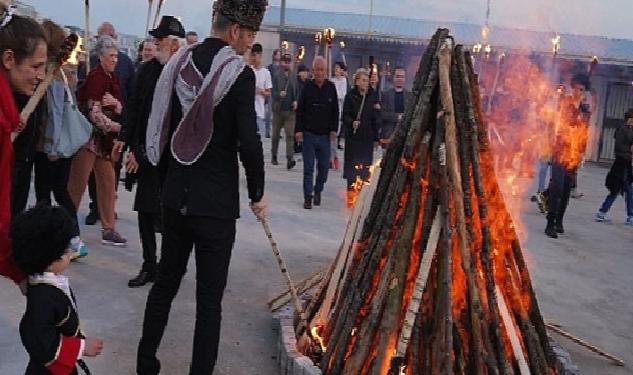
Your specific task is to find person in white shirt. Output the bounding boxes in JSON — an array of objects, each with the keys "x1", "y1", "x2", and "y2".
[
  {"x1": 330, "y1": 61, "x2": 348, "y2": 167},
  {"x1": 249, "y1": 43, "x2": 272, "y2": 137}
]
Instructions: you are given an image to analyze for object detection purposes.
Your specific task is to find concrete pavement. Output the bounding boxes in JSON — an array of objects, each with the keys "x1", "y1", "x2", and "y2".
[{"x1": 1, "y1": 141, "x2": 631, "y2": 374}]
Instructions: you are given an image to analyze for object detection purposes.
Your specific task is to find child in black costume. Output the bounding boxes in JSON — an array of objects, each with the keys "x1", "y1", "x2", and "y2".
[{"x1": 11, "y1": 205, "x2": 103, "y2": 375}]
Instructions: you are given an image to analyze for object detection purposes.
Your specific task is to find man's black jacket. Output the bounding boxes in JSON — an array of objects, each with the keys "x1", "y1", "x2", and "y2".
[{"x1": 160, "y1": 38, "x2": 265, "y2": 219}]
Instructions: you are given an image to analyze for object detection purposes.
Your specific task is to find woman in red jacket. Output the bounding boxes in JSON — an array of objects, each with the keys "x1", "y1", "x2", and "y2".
[{"x1": 0, "y1": 8, "x2": 47, "y2": 286}]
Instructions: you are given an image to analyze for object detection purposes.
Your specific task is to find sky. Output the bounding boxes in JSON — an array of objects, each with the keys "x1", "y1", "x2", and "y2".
[{"x1": 21, "y1": 0, "x2": 633, "y2": 40}]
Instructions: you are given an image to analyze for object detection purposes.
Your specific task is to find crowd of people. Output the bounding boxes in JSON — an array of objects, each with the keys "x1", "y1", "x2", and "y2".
[{"x1": 1, "y1": 0, "x2": 632, "y2": 374}]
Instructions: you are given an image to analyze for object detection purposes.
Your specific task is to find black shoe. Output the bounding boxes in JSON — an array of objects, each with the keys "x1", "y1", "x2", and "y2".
[
  {"x1": 85, "y1": 210, "x2": 98, "y2": 225},
  {"x1": 287, "y1": 160, "x2": 296, "y2": 170},
  {"x1": 272, "y1": 156, "x2": 279, "y2": 165},
  {"x1": 304, "y1": 196, "x2": 312, "y2": 209},
  {"x1": 544, "y1": 224, "x2": 558, "y2": 239},
  {"x1": 128, "y1": 271, "x2": 155, "y2": 288},
  {"x1": 313, "y1": 192, "x2": 321, "y2": 206},
  {"x1": 530, "y1": 195, "x2": 538, "y2": 202},
  {"x1": 555, "y1": 223, "x2": 564, "y2": 234}
]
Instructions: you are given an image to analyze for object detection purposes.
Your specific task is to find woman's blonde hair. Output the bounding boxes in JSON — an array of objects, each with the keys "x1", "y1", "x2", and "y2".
[{"x1": 353, "y1": 68, "x2": 369, "y2": 87}]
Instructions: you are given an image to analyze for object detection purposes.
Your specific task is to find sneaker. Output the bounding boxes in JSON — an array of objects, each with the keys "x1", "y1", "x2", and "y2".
[
  {"x1": 625, "y1": 217, "x2": 633, "y2": 226},
  {"x1": 536, "y1": 192, "x2": 548, "y2": 214},
  {"x1": 595, "y1": 211, "x2": 612, "y2": 223},
  {"x1": 70, "y1": 237, "x2": 88, "y2": 261},
  {"x1": 102, "y1": 229, "x2": 127, "y2": 247}
]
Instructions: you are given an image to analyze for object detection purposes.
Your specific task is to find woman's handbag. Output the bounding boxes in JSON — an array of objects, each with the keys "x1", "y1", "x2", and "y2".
[{"x1": 57, "y1": 70, "x2": 93, "y2": 158}]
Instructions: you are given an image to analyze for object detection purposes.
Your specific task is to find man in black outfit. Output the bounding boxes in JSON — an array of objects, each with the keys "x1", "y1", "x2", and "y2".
[
  {"x1": 124, "y1": 16, "x2": 186, "y2": 288},
  {"x1": 136, "y1": 1, "x2": 267, "y2": 374},
  {"x1": 295, "y1": 56, "x2": 339, "y2": 209}
]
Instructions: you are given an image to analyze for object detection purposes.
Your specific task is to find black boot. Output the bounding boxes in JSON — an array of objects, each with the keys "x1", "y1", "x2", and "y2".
[
  {"x1": 304, "y1": 196, "x2": 312, "y2": 209},
  {"x1": 271, "y1": 156, "x2": 279, "y2": 165},
  {"x1": 313, "y1": 192, "x2": 321, "y2": 206},
  {"x1": 555, "y1": 219, "x2": 565, "y2": 234},
  {"x1": 85, "y1": 209, "x2": 99, "y2": 225},
  {"x1": 287, "y1": 159, "x2": 296, "y2": 170},
  {"x1": 544, "y1": 220, "x2": 558, "y2": 239},
  {"x1": 128, "y1": 270, "x2": 155, "y2": 288}
]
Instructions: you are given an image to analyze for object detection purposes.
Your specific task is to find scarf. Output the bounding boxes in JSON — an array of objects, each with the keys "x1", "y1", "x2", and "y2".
[
  {"x1": 146, "y1": 44, "x2": 245, "y2": 166},
  {"x1": 0, "y1": 69, "x2": 23, "y2": 283}
]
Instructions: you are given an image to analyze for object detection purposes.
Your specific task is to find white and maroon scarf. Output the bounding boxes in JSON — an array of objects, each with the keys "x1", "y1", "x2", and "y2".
[{"x1": 146, "y1": 44, "x2": 245, "y2": 166}]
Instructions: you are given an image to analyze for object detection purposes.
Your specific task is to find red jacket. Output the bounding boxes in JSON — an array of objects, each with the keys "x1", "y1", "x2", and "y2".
[{"x1": 0, "y1": 69, "x2": 25, "y2": 284}]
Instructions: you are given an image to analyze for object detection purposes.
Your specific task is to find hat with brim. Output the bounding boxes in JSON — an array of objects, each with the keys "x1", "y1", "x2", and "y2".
[{"x1": 149, "y1": 15, "x2": 186, "y2": 39}]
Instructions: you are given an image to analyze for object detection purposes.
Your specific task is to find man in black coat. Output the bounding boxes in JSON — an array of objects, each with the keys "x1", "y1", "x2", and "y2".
[
  {"x1": 136, "y1": 1, "x2": 267, "y2": 374},
  {"x1": 380, "y1": 66, "x2": 411, "y2": 146},
  {"x1": 124, "y1": 16, "x2": 185, "y2": 288},
  {"x1": 295, "y1": 57, "x2": 339, "y2": 209}
]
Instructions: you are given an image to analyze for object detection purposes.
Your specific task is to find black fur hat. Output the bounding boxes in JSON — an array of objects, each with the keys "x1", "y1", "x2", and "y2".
[{"x1": 213, "y1": 0, "x2": 268, "y2": 31}]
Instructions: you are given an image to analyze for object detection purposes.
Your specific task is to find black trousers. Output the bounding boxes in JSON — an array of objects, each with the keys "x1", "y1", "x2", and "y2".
[
  {"x1": 33, "y1": 153, "x2": 79, "y2": 236},
  {"x1": 546, "y1": 162, "x2": 575, "y2": 225},
  {"x1": 11, "y1": 159, "x2": 34, "y2": 218},
  {"x1": 138, "y1": 212, "x2": 159, "y2": 273},
  {"x1": 137, "y1": 207, "x2": 236, "y2": 375},
  {"x1": 88, "y1": 172, "x2": 99, "y2": 214}
]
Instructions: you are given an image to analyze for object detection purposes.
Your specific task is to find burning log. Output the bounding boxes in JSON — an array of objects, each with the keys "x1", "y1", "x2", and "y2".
[{"x1": 301, "y1": 29, "x2": 559, "y2": 375}]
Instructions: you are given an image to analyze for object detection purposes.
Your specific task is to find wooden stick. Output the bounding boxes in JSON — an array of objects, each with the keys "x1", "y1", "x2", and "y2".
[
  {"x1": 267, "y1": 269, "x2": 324, "y2": 312},
  {"x1": 396, "y1": 208, "x2": 441, "y2": 358},
  {"x1": 260, "y1": 218, "x2": 308, "y2": 334},
  {"x1": 545, "y1": 323, "x2": 625, "y2": 366},
  {"x1": 84, "y1": 0, "x2": 90, "y2": 70},
  {"x1": 495, "y1": 285, "x2": 531, "y2": 375},
  {"x1": 153, "y1": 0, "x2": 166, "y2": 28},
  {"x1": 439, "y1": 40, "x2": 485, "y2": 375},
  {"x1": 145, "y1": 0, "x2": 154, "y2": 36},
  {"x1": 12, "y1": 65, "x2": 56, "y2": 142}
]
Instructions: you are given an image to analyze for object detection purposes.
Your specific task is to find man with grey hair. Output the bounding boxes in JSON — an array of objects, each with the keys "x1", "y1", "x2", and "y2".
[
  {"x1": 137, "y1": 1, "x2": 267, "y2": 373},
  {"x1": 124, "y1": 15, "x2": 186, "y2": 289},
  {"x1": 296, "y1": 56, "x2": 339, "y2": 209}
]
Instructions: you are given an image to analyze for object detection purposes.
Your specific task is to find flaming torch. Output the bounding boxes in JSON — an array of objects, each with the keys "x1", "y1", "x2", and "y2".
[
  {"x1": 281, "y1": 40, "x2": 289, "y2": 54},
  {"x1": 296, "y1": 45, "x2": 305, "y2": 62},
  {"x1": 12, "y1": 34, "x2": 80, "y2": 142},
  {"x1": 314, "y1": 31, "x2": 322, "y2": 60},
  {"x1": 339, "y1": 40, "x2": 347, "y2": 66},
  {"x1": 153, "y1": 0, "x2": 166, "y2": 28},
  {"x1": 145, "y1": 0, "x2": 154, "y2": 36},
  {"x1": 324, "y1": 27, "x2": 335, "y2": 78}
]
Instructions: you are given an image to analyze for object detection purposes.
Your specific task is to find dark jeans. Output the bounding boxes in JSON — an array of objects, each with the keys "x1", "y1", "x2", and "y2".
[
  {"x1": 546, "y1": 162, "x2": 574, "y2": 225},
  {"x1": 138, "y1": 212, "x2": 159, "y2": 273},
  {"x1": 11, "y1": 159, "x2": 34, "y2": 218},
  {"x1": 137, "y1": 208, "x2": 236, "y2": 375},
  {"x1": 302, "y1": 132, "x2": 331, "y2": 198},
  {"x1": 599, "y1": 179, "x2": 633, "y2": 217},
  {"x1": 34, "y1": 153, "x2": 79, "y2": 236}
]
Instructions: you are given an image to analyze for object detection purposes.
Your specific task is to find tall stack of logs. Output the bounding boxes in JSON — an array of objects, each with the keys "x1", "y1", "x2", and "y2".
[{"x1": 301, "y1": 29, "x2": 558, "y2": 375}]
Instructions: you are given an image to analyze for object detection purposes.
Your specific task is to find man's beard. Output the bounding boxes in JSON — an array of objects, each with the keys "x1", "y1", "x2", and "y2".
[{"x1": 156, "y1": 48, "x2": 171, "y2": 65}]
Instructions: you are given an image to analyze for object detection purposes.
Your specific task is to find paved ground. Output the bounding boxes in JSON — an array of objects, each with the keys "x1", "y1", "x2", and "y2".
[{"x1": 1, "y1": 139, "x2": 631, "y2": 374}]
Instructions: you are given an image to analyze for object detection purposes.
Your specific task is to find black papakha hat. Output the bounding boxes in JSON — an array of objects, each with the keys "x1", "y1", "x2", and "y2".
[
  {"x1": 149, "y1": 15, "x2": 186, "y2": 39},
  {"x1": 213, "y1": 0, "x2": 268, "y2": 31}
]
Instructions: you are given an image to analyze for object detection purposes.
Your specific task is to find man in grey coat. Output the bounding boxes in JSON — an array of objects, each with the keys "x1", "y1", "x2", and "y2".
[{"x1": 380, "y1": 67, "x2": 411, "y2": 147}]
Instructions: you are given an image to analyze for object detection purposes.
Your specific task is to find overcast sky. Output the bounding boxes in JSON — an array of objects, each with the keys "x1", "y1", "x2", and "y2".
[{"x1": 22, "y1": 0, "x2": 633, "y2": 40}]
